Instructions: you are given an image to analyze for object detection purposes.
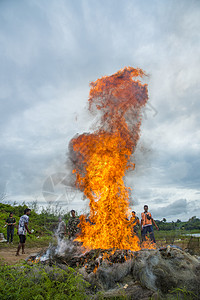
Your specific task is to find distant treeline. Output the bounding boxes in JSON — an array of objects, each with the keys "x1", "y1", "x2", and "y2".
[{"x1": 155, "y1": 216, "x2": 200, "y2": 231}]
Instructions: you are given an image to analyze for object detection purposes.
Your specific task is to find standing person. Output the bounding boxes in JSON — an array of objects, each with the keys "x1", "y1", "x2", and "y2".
[
  {"x1": 57, "y1": 217, "x2": 66, "y2": 240},
  {"x1": 141, "y1": 205, "x2": 158, "y2": 243},
  {"x1": 67, "y1": 210, "x2": 80, "y2": 239},
  {"x1": 130, "y1": 211, "x2": 140, "y2": 238},
  {"x1": 16, "y1": 208, "x2": 32, "y2": 256},
  {"x1": 5, "y1": 212, "x2": 16, "y2": 244}
]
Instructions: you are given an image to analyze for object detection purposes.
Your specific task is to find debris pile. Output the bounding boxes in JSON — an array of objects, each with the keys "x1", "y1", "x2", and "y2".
[{"x1": 27, "y1": 242, "x2": 200, "y2": 299}]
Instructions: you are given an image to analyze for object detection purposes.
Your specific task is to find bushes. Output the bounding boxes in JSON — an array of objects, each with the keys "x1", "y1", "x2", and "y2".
[
  {"x1": 156, "y1": 217, "x2": 200, "y2": 231},
  {"x1": 0, "y1": 262, "x2": 90, "y2": 300},
  {"x1": 0, "y1": 202, "x2": 70, "y2": 246}
]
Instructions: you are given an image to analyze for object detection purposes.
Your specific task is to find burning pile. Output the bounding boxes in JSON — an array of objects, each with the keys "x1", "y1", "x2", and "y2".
[
  {"x1": 26, "y1": 244, "x2": 200, "y2": 298},
  {"x1": 69, "y1": 67, "x2": 149, "y2": 251}
]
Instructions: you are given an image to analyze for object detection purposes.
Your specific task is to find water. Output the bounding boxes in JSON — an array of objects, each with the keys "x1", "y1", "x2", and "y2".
[{"x1": 184, "y1": 233, "x2": 200, "y2": 237}]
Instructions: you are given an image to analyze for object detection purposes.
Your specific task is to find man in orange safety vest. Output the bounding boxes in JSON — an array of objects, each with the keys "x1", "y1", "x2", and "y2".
[{"x1": 141, "y1": 205, "x2": 159, "y2": 243}]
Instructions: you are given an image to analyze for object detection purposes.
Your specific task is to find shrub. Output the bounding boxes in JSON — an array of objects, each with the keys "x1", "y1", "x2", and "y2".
[{"x1": 0, "y1": 262, "x2": 90, "y2": 300}]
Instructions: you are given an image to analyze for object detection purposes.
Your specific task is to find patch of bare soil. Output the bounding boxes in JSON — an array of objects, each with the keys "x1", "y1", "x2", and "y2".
[{"x1": 0, "y1": 246, "x2": 44, "y2": 265}]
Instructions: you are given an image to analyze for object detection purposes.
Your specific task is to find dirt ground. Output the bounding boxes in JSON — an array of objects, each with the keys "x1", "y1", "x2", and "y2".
[{"x1": 0, "y1": 246, "x2": 43, "y2": 265}]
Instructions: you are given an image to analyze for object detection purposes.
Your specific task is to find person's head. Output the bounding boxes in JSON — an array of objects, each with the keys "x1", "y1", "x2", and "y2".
[
  {"x1": 71, "y1": 210, "x2": 75, "y2": 217},
  {"x1": 58, "y1": 217, "x2": 62, "y2": 222},
  {"x1": 132, "y1": 211, "x2": 136, "y2": 216},
  {"x1": 24, "y1": 208, "x2": 31, "y2": 215},
  {"x1": 9, "y1": 212, "x2": 13, "y2": 217},
  {"x1": 144, "y1": 205, "x2": 148, "y2": 212}
]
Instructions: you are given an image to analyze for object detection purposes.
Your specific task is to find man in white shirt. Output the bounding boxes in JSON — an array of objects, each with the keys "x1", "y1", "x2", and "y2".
[{"x1": 16, "y1": 208, "x2": 32, "y2": 256}]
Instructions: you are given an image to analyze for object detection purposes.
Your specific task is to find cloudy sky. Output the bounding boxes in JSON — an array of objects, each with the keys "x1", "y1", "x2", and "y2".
[{"x1": 0, "y1": 0, "x2": 200, "y2": 221}]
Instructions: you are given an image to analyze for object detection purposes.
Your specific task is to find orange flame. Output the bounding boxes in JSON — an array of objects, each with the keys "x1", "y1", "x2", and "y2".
[
  {"x1": 141, "y1": 239, "x2": 156, "y2": 250},
  {"x1": 70, "y1": 67, "x2": 149, "y2": 251}
]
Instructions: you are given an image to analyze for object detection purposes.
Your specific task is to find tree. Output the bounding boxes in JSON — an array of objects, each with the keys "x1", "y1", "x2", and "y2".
[{"x1": 189, "y1": 216, "x2": 196, "y2": 221}]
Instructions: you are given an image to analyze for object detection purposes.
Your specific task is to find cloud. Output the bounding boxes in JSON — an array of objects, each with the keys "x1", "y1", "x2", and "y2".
[
  {"x1": 0, "y1": 0, "x2": 200, "y2": 220},
  {"x1": 151, "y1": 199, "x2": 188, "y2": 219}
]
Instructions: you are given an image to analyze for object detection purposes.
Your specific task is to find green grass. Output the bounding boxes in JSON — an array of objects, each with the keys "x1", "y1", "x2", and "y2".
[
  {"x1": 0, "y1": 261, "x2": 90, "y2": 300},
  {"x1": 169, "y1": 287, "x2": 198, "y2": 299},
  {"x1": 154, "y1": 229, "x2": 200, "y2": 248},
  {"x1": 0, "y1": 235, "x2": 52, "y2": 249}
]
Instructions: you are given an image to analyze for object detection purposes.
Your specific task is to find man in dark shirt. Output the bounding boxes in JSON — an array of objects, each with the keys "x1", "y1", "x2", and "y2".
[
  {"x1": 130, "y1": 211, "x2": 140, "y2": 238},
  {"x1": 5, "y1": 212, "x2": 16, "y2": 244}
]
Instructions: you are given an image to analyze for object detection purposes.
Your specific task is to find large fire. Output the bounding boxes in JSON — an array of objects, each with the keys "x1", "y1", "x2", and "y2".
[{"x1": 70, "y1": 67, "x2": 151, "y2": 251}]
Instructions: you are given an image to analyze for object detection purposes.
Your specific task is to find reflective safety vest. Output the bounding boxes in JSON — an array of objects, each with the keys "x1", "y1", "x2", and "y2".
[{"x1": 141, "y1": 212, "x2": 152, "y2": 226}]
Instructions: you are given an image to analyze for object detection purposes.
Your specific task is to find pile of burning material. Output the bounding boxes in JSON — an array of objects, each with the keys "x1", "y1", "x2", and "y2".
[
  {"x1": 77, "y1": 246, "x2": 200, "y2": 296},
  {"x1": 26, "y1": 247, "x2": 52, "y2": 265},
  {"x1": 26, "y1": 242, "x2": 200, "y2": 299},
  {"x1": 27, "y1": 242, "x2": 135, "y2": 269},
  {"x1": 56, "y1": 247, "x2": 135, "y2": 271},
  {"x1": 26, "y1": 239, "x2": 83, "y2": 265}
]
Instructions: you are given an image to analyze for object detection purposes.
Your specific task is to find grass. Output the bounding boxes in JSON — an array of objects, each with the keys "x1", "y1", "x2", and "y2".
[
  {"x1": 0, "y1": 261, "x2": 90, "y2": 300},
  {"x1": 154, "y1": 230, "x2": 200, "y2": 249},
  {"x1": 169, "y1": 287, "x2": 199, "y2": 300},
  {"x1": 0, "y1": 234, "x2": 53, "y2": 249}
]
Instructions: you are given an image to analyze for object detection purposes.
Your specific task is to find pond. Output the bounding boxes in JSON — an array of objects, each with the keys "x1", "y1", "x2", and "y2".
[{"x1": 184, "y1": 233, "x2": 200, "y2": 237}]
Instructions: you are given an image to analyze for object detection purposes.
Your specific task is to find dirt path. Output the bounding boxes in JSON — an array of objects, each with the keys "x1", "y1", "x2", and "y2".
[{"x1": 0, "y1": 246, "x2": 44, "y2": 265}]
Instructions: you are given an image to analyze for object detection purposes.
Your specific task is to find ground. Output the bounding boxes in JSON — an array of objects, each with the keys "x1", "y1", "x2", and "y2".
[{"x1": 0, "y1": 245, "x2": 43, "y2": 265}]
